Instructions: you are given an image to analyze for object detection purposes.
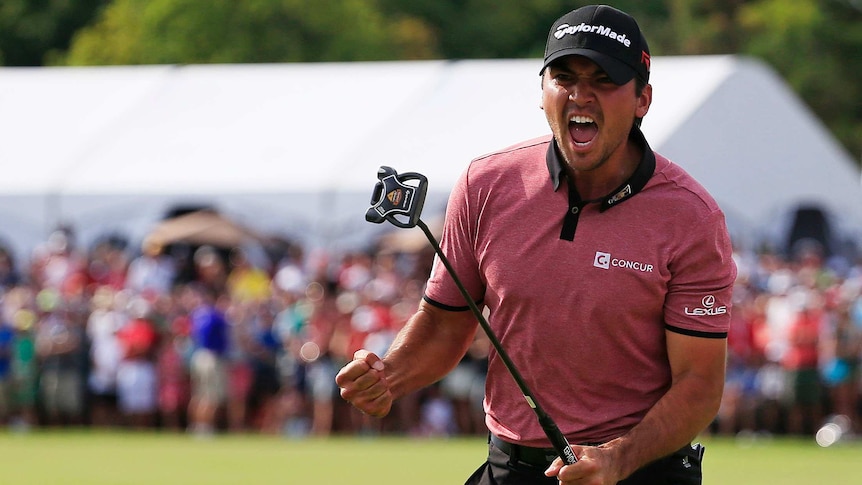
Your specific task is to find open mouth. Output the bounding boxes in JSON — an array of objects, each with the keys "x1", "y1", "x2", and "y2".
[{"x1": 569, "y1": 115, "x2": 597, "y2": 147}]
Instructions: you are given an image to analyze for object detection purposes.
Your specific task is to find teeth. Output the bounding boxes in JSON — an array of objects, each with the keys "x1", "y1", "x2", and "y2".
[{"x1": 570, "y1": 115, "x2": 594, "y2": 124}]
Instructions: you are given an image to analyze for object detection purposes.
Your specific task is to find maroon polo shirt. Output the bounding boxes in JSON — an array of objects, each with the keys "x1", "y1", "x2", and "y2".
[{"x1": 424, "y1": 127, "x2": 737, "y2": 446}]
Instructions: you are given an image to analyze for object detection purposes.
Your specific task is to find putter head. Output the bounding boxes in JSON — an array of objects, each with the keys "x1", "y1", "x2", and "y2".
[{"x1": 366, "y1": 166, "x2": 428, "y2": 228}]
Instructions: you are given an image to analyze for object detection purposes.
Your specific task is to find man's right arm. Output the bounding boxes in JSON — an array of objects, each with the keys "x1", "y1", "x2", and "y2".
[{"x1": 335, "y1": 299, "x2": 478, "y2": 417}]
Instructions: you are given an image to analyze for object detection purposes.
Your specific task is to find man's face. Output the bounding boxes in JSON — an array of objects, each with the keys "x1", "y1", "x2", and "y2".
[{"x1": 541, "y1": 56, "x2": 651, "y2": 174}]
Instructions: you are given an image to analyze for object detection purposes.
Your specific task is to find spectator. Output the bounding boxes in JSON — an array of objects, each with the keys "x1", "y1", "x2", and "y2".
[
  {"x1": 337, "y1": 252, "x2": 372, "y2": 293},
  {"x1": 30, "y1": 229, "x2": 86, "y2": 294},
  {"x1": 224, "y1": 301, "x2": 255, "y2": 433},
  {"x1": 87, "y1": 238, "x2": 128, "y2": 291},
  {"x1": 85, "y1": 286, "x2": 124, "y2": 427},
  {"x1": 156, "y1": 303, "x2": 193, "y2": 431},
  {"x1": 34, "y1": 289, "x2": 86, "y2": 426},
  {"x1": 193, "y1": 246, "x2": 227, "y2": 295},
  {"x1": 718, "y1": 291, "x2": 767, "y2": 435},
  {"x1": 226, "y1": 248, "x2": 271, "y2": 304},
  {"x1": 126, "y1": 239, "x2": 176, "y2": 298},
  {"x1": 303, "y1": 283, "x2": 340, "y2": 436},
  {"x1": 782, "y1": 291, "x2": 825, "y2": 434},
  {"x1": 0, "y1": 246, "x2": 21, "y2": 290},
  {"x1": 440, "y1": 332, "x2": 489, "y2": 436},
  {"x1": 244, "y1": 303, "x2": 282, "y2": 433},
  {"x1": 0, "y1": 316, "x2": 14, "y2": 424},
  {"x1": 821, "y1": 298, "x2": 862, "y2": 431},
  {"x1": 11, "y1": 307, "x2": 38, "y2": 430},
  {"x1": 415, "y1": 383, "x2": 456, "y2": 437},
  {"x1": 272, "y1": 280, "x2": 313, "y2": 436},
  {"x1": 187, "y1": 284, "x2": 230, "y2": 436},
  {"x1": 115, "y1": 298, "x2": 160, "y2": 428}
]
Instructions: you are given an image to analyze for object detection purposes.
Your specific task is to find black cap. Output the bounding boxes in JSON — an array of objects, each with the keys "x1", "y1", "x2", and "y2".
[{"x1": 541, "y1": 5, "x2": 650, "y2": 85}]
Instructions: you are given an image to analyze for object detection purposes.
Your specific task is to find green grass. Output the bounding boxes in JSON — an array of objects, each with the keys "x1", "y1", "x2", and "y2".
[{"x1": 0, "y1": 431, "x2": 858, "y2": 484}]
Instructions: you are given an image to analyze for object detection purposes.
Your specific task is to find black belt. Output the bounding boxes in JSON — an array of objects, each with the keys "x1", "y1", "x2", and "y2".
[{"x1": 489, "y1": 434, "x2": 569, "y2": 468}]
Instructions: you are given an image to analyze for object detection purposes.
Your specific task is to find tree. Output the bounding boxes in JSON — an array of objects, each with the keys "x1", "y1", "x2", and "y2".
[
  {"x1": 378, "y1": 0, "x2": 578, "y2": 60},
  {"x1": 61, "y1": 0, "x2": 438, "y2": 65},
  {"x1": 739, "y1": 0, "x2": 862, "y2": 162},
  {"x1": 0, "y1": 0, "x2": 108, "y2": 66}
]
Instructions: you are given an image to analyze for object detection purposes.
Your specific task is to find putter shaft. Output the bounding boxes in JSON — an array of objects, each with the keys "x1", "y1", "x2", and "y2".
[{"x1": 416, "y1": 220, "x2": 578, "y2": 465}]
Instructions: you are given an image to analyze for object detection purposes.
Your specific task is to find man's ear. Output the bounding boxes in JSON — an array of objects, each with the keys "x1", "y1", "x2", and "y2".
[
  {"x1": 636, "y1": 83, "x2": 652, "y2": 119},
  {"x1": 539, "y1": 73, "x2": 546, "y2": 110}
]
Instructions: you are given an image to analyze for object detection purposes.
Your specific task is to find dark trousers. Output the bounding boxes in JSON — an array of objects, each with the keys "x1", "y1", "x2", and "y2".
[{"x1": 465, "y1": 437, "x2": 704, "y2": 485}]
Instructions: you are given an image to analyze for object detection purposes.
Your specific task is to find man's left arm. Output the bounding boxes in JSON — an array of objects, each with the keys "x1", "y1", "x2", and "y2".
[
  {"x1": 549, "y1": 331, "x2": 726, "y2": 484},
  {"x1": 606, "y1": 331, "x2": 726, "y2": 477}
]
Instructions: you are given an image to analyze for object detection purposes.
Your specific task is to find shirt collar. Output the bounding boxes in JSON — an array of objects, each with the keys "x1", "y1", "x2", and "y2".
[{"x1": 545, "y1": 126, "x2": 656, "y2": 211}]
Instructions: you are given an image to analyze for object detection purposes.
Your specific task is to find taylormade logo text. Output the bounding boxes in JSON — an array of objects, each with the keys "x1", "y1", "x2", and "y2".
[
  {"x1": 555, "y1": 23, "x2": 632, "y2": 47},
  {"x1": 593, "y1": 251, "x2": 653, "y2": 273}
]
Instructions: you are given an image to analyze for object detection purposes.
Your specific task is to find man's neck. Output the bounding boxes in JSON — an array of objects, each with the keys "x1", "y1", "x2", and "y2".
[{"x1": 569, "y1": 140, "x2": 643, "y2": 201}]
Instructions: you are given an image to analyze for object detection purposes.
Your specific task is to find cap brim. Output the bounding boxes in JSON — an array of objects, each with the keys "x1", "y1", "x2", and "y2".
[{"x1": 540, "y1": 48, "x2": 635, "y2": 85}]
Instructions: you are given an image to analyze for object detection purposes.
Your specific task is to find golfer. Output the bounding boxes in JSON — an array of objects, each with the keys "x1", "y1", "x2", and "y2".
[{"x1": 336, "y1": 5, "x2": 736, "y2": 484}]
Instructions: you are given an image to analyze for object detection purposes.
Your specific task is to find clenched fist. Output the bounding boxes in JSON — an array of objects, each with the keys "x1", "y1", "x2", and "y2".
[{"x1": 335, "y1": 349, "x2": 394, "y2": 418}]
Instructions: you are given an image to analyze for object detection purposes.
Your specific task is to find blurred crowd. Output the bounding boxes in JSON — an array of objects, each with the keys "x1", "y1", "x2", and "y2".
[
  {"x1": 0, "y1": 226, "x2": 488, "y2": 438},
  {"x1": 719, "y1": 240, "x2": 862, "y2": 438},
  {"x1": 0, "y1": 225, "x2": 860, "y2": 440}
]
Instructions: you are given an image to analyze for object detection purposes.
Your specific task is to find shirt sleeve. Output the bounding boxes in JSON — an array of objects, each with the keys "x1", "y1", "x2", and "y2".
[
  {"x1": 663, "y1": 208, "x2": 738, "y2": 337},
  {"x1": 423, "y1": 164, "x2": 486, "y2": 310}
]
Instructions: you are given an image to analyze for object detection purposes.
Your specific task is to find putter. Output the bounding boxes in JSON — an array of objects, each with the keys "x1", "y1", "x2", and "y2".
[{"x1": 366, "y1": 166, "x2": 578, "y2": 465}]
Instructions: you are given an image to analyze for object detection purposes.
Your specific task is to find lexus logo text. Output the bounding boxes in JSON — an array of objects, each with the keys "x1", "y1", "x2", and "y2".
[{"x1": 684, "y1": 295, "x2": 727, "y2": 316}]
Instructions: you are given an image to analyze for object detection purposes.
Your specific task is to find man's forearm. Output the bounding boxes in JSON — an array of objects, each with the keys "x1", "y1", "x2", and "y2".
[
  {"x1": 384, "y1": 303, "x2": 478, "y2": 400},
  {"x1": 602, "y1": 369, "x2": 723, "y2": 480}
]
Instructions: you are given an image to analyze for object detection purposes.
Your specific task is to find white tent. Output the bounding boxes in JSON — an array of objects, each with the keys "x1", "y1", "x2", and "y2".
[{"x1": 0, "y1": 55, "x2": 860, "y2": 261}]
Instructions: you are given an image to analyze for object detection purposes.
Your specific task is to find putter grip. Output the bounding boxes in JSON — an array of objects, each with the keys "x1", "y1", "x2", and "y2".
[{"x1": 538, "y1": 412, "x2": 578, "y2": 465}]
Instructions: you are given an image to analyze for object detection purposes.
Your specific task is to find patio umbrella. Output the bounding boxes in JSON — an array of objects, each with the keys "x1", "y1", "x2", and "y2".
[{"x1": 144, "y1": 210, "x2": 261, "y2": 248}]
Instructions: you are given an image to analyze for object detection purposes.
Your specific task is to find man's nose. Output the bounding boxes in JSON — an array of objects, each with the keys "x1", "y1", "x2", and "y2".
[{"x1": 568, "y1": 80, "x2": 593, "y2": 104}]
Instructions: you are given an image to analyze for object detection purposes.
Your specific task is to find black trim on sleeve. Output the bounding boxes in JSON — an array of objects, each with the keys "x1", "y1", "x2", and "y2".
[
  {"x1": 665, "y1": 324, "x2": 728, "y2": 339},
  {"x1": 422, "y1": 295, "x2": 474, "y2": 312}
]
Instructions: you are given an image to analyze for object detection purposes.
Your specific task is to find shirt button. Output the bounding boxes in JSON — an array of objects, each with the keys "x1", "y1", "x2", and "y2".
[{"x1": 571, "y1": 206, "x2": 579, "y2": 214}]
